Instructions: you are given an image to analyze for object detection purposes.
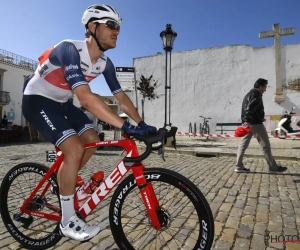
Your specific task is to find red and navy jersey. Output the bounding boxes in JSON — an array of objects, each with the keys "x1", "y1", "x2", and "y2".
[{"x1": 24, "y1": 40, "x2": 122, "y2": 103}]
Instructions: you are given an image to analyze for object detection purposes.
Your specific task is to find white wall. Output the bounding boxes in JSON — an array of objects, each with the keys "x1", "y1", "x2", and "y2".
[
  {"x1": 0, "y1": 63, "x2": 33, "y2": 126},
  {"x1": 132, "y1": 44, "x2": 300, "y2": 132}
]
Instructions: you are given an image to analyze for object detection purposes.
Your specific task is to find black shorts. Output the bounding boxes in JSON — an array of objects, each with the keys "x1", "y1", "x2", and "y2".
[{"x1": 22, "y1": 95, "x2": 94, "y2": 146}]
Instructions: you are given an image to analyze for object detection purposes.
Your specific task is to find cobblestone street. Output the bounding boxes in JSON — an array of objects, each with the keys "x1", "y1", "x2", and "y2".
[{"x1": 0, "y1": 136, "x2": 300, "y2": 249}]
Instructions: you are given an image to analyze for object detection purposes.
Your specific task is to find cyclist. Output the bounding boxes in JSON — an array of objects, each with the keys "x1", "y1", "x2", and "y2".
[{"x1": 22, "y1": 4, "x2": 156, "y2": 242}]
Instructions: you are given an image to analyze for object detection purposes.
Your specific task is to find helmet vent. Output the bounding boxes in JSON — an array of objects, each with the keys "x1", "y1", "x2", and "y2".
[
  {"x1": 94, "y1": 6, "x2": 110, "y2": 12},
  {"x1": 105, "y1": 5, "x2": 116, "y2": 13}
]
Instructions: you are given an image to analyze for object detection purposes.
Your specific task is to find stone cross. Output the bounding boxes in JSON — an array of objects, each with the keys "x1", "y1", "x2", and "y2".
[{"x1": 259, "y1": 23, "x2": 295, "y2": 104}]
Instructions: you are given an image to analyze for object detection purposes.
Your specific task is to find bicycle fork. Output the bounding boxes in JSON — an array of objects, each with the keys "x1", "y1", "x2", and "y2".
[{"x1": 132, "y1": 167, "x2": 162, "y2": 230}]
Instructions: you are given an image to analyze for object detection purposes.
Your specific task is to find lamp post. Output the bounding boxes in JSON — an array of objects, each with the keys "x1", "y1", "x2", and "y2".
[{"x1": 160, "y1": 24, "x2": 177, "y2": 128}]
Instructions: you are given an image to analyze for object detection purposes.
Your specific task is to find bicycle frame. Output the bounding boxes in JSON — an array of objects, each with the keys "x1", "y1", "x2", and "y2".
[{"x1": 19, "y1": 134, "x2": 163, "y2": 230}]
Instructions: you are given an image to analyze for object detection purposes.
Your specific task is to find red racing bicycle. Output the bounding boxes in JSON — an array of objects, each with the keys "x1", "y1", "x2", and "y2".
[{"x1": 0, "y1": 128, "x2": 214, "y2": 250}]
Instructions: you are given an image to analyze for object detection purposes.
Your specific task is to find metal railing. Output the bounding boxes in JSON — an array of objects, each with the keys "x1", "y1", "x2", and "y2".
[
  {"x1": 0, "y1": 90, "x2": 11, "y2": 105},
  {"x1": 0, "y1": 49, "x2": 38, "y2": 72}
]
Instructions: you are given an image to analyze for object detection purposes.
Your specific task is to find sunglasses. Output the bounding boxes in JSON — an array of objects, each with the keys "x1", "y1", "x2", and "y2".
[{"x1": 94, "y1": 20, "x2": 120, "y2": 31}]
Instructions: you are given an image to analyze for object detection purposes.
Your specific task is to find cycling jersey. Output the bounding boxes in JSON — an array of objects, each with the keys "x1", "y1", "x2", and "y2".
[{"x1": 23, "y1": 39, "x2": 122, "y2": 103}]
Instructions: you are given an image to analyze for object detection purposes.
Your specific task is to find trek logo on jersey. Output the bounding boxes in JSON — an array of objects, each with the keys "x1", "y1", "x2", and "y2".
[
  {"x1": 38, "y1": 64, "x2": 49, "y2": 77},
  {"x1": 40, "y1": 110, "x2": 56, "y2": 131},
  {"x1": 64, "y1": 64, "x2": 78, "y2": 72}
]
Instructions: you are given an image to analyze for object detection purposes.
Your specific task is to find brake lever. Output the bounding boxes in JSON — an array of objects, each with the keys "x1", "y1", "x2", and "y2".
[
  {"x1": 157, "y1": 137, "x2": 166, "y2": 161},
  {"x1": 173, "y1": 135, "x2": 177, "y2": 149}
]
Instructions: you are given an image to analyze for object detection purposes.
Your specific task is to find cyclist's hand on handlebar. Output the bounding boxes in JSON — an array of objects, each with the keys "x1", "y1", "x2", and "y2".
[
  {"x1": 138, "y1": 120, "x2": 157, "y2": 135},
  {"x1": 122, "y1": 121, "x2": 151, "y2": 136}
]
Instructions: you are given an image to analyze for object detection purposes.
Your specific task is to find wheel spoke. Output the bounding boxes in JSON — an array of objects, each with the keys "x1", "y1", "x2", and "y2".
[
  {"x1": 110, "y1": 168, "x2": 214, "y2": 250},
  {"x1": 0, "y1": 163, "x2": 62, "y2": 249}
]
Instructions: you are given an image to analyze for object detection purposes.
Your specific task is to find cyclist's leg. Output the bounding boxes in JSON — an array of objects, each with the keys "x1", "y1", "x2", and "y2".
[
  {"x1": 56, "y1": 107, "x2": 101, "y2": 240},
  {"x1": 63, "y1": 102, "x2": 100, "y2": 170},
  {"x1": 23, "y1": 95, "x2": 82, "y2": 195},
  {"x1": 78, "y1": 129, "x2": 99, "y2": 170},
  {"x1": 58, "y1": 136, "x2": 101, "y2": 241},
  {"x1": 23, "y1": 95, "x2": 82, "y2": 209},
  {"x1": 22, "y1": 95, "x2": 100, "y2": 241}
]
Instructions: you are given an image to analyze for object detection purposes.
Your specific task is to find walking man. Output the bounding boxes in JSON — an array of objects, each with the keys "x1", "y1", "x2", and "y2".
[{"x1": 235, "y1": 78, "x2": 287, "y2": 173}]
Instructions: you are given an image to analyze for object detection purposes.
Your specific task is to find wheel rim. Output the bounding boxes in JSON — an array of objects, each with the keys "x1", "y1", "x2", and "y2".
[
  {"x1": 118, "y1": 180, "x2": 203, "y2": 249},
  {"x1": 2, "y1": 168, "x2": 61, "y2": 242}
]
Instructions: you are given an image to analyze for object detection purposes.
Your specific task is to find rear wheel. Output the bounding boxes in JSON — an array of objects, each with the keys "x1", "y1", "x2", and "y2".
[
  {"x1": 0, "y1": 163, "x2": 62, "y2": 249},
  {"x1": 109, "y1": 168, "x2": 214, "y2": 250}
]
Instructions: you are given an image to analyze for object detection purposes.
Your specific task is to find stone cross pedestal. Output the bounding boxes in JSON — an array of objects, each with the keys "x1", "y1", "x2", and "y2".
[{"x1": 259, "y1": 23, "x2": 295, "y2": 104}]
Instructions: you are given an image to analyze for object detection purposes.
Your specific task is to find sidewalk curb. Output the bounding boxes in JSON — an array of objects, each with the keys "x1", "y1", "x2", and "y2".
[{"x1": 143, "y1": 146, "x2": 300, "y2": 162}]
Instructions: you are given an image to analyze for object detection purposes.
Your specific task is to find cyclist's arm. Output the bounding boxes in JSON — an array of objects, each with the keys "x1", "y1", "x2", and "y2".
[
  {"x1": 53, "y1": 42, "x2": 124, "y2": 128},
  {"x1": 115, "y1": 92, "x2": 142, "y2": 124},
  {"x1": 76, "y1": 86, "x2": 124, "y2": 128},
  {"x1": 103, "y1": 58, "x2": 142, "y2": 124}
]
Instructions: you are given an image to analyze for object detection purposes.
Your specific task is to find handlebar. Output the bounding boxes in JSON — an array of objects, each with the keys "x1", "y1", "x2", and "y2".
[
  {"x1": 199, "y1": 116, "x2": 211, "y2": 119},
  {"x1": 123, "y1": 128, "x2": 167, "y2": 163}
]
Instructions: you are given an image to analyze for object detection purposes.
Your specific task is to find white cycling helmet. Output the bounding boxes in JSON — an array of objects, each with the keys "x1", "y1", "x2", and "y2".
[
  {"x1": 82, "y1": 4, "x2": 122, "y2": 28},
  {"x1": 82, "y1": 4, "x2": 122, "y2": 52}
]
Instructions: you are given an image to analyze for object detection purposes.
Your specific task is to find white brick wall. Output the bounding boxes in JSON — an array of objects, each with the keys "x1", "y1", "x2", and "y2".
[{"x1": 132, "y1": 44, "x2": 300, "y2": 133}]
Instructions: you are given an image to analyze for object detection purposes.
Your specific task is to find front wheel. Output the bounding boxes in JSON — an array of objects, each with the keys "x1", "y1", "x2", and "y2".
[{"x1": 109, "y1": 168, "x2": 214, "y2": 250}]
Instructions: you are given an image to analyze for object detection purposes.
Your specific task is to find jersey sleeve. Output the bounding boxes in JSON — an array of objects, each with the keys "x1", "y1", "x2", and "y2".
[
  {"x1": 51, "y1": 42, "x2": 88, "y2": 90},
  {"x1": 102, "y1": 57, "x2": 123, "y2": 95}
]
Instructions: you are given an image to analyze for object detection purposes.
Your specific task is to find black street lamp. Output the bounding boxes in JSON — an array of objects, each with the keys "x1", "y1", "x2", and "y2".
[{"x1": 160, "y1": 24, "x2": 177, "y2": 128}]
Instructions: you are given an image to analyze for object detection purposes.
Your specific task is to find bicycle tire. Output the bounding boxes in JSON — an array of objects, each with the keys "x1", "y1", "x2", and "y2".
[
  {"x1": 206, "y1": 124, "x2": 210, "y2": 134},
  {"x1": 199, "y1": 123, "x2": 202, "y2": 134},
  {"x1": 109, "y1": 168, "x2": 214, "y2": 250},
  {"x1": 0, "y1": 162, "x2": 62, "y2": 249}
]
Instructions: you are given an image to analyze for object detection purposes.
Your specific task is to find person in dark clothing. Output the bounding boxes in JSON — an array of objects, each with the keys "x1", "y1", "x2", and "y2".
[
  {"x1": 235, "y1": 78, "x2": 287, "y2": 173},
  {"x1": 1, "y1": 115, "x2": 8, "y2": 128}
]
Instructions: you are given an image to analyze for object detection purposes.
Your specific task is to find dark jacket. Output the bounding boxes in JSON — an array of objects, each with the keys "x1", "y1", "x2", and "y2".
[{"x1": 241, "y1": 89, "x2": 265, "y2": 124}]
